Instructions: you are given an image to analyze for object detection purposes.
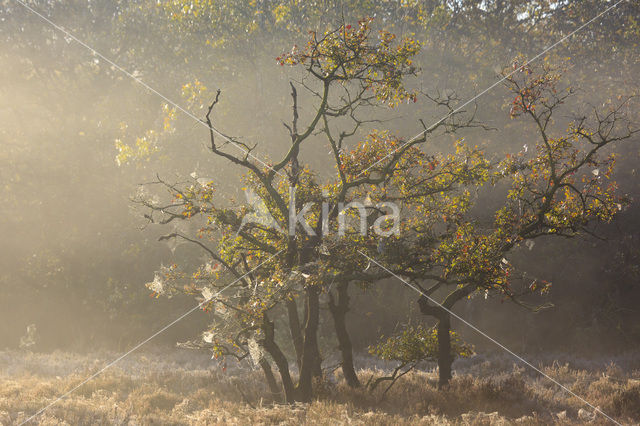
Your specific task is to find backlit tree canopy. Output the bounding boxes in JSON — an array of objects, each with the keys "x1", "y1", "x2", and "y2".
[{"x1": 136, "y1": 20, "x2": 636, "y2": 400}]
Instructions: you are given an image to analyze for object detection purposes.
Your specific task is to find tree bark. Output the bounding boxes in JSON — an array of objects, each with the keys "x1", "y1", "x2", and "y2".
[
  {"x1": 297, "y1": 286, "x2": 320, "y2": 401},
  {"x1": 418, "y1": 284, "x2": 474, "y2": 388},
  {"x1": 286, "y1": 297, "x2": 304, "y2": 371},
  {"x1": 258, "y1": 357, "x2": 281, "y2": 401},
  {"x1": 300, "y1": 288, "x2": 323, "y2": 379},
  {"x1": 328, "y1": 282, "x2": 360, "y2": 387},
  {"x1": 260, "y1": 314, "x2": 295, "y2": 403},
  {"x1": 418, "y1": 295, "x2": 454, "y2": 387},
  {"x1": 436, "y1": 312, "x2": 453, "y2": 388}
]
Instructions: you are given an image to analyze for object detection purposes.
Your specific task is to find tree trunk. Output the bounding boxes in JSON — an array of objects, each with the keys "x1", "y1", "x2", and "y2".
[
  {"x1": 312, "y1": 348, "x2": 323, "y2": 378},
  {"x1": 298, "y1": 237, "x2": 323, "y2": 379},
  {"x1": 258, "y1": 358, "x2": 281, "y2": 401},
  {"x1": 328, "y1": 282, "x2": 360, "y2": 387},
  {"x1": 418, "y1": 295, "x2": 457, "y2": 388},
  {"x1": 286, "y1": 297, "x2": 304, "y2": 371},
  {"x1": 297, "y1": 286, "x2": 320, "y2": 401},
  {"x1": 260, "y1": 314, "x2": 295, "y2": 403},
  {"x1": 437, "y1": 312, "x2": 453, "y2": 388},
  {"x1": 300, "y1": 288, "x2": 323, "y2": 379}
]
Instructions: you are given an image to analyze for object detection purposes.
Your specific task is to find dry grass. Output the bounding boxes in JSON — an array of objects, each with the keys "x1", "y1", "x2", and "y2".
[{"x1": 1, "y1": 350, "x2": 639, "y2": 425}]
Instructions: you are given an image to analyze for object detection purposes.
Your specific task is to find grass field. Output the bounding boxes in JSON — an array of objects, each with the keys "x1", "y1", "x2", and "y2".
[{"x1": 1, "y1": 349, "x2": 639, "y2": 425}]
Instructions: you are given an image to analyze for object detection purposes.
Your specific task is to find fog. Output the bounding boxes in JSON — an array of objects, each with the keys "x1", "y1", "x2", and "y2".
[{"x1": 1, "y1": 1, "x2": 639, "y2": 424}]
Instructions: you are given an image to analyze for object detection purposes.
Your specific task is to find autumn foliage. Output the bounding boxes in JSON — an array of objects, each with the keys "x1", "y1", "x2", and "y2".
[{"x1": 136, "y1": 20, "x2": 636, "y2": 402}]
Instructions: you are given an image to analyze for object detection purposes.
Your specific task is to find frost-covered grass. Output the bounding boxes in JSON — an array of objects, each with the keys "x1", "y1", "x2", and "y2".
[{"x1": 1, "y1": 349, "x2": 639, "y2": 425}]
